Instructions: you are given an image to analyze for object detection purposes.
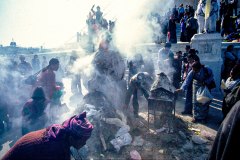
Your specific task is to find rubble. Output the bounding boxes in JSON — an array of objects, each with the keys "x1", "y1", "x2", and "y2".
[
  {"x1": 132, "y1": 136, "x2": 144, "y2": 146},
  {"x1": 130, "y1": 150, "x2": 142, "y2": 160},
  {"x1": 192, "y1": 135, "x2": 208, "y2": 145}
]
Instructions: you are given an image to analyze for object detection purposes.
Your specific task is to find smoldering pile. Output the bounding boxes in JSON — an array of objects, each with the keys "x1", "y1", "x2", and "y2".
[{"x1": 71, "y1": 91, "x2": 131, "y2": 159}]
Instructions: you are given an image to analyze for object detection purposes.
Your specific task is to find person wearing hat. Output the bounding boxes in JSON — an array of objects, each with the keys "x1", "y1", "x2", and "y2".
[
  {"x1": 35, "y1": 58, "x2": 60, "y2": 100},
  {"x1": 124, "y1": 72, "x2": 153, "y2": 118},
  {"x1": 2, "y1": 112, "x2": 93, "y2": 160},
  {"x1": 22, "y1": 86, "x2": 49, "y2": 135}
]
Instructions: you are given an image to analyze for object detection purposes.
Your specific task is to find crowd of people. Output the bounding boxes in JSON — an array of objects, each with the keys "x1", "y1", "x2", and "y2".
[
  {"x1": 1, "y1": 2, "x2": 240, "y2": 160},
  {"x1": 152, "y1": 1, "x2": 240, "y2": 43},
  {"x1": 85, "y1": 5, "x2": 115, "y2": 51},
  {"x1": 0, "y1": 40, "x2": 240, "y2": 160}
]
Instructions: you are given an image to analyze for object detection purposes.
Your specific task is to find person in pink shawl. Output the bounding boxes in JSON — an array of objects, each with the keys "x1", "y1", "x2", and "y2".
[{"x1": 2, "y1": 112, "x2": 93, "y2": 160}]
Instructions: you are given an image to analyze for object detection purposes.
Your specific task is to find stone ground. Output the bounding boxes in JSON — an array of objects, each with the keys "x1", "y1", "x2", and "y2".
[
  {"x1": 94, "y1": 91, "x2": 223, "y2": 160},
  {"x1": 0, "y1": 92, "x2": 223, "y2": 160}
]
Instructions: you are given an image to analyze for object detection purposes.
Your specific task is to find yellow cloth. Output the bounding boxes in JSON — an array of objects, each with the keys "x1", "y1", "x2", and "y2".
[{"x1": 205, "y1": 0, "x2": 211, "y2": 18}]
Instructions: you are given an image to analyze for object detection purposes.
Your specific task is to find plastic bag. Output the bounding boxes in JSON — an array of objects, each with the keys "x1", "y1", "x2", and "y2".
[
  {"x1": 115, "y1": 125, "x2": 130, "y2": 137},
  {"x1": 24, "y1": 75, "x2": 38, "y2": 85},
  {"x1": 110, "y1": 132, "x2": 132, "y2": 152},
  {"x1": 130, "y1": 150, "x2": 142, "y2": 160},
  {"x1": 196, "y1": 86, "x2": 213, "y2": 104},
  {"x1": 104, "y1": 118, "x2": 126, "y2": 127}
]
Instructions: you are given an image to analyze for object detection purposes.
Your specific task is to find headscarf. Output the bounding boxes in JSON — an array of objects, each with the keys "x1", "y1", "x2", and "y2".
[
  {"x1": 32, "y1": 86, "x2": 46, "y2": 100},
  {"x1": 45, "y1": 112, "x2": 93, "y2": 141}
]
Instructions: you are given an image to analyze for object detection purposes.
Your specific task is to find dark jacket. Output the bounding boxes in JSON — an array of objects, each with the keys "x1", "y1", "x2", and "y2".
[{"x1": 208, "y1": 100, "x2": 240, "y2": 160}]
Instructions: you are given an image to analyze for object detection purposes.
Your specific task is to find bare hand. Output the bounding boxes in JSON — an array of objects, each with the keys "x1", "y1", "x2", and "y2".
[{"x1": 175, "y1": 89, "x2": 183, "y2": 93}]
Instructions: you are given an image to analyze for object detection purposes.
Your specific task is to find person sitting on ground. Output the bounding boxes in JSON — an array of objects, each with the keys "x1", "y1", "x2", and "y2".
[
  {"x1": 2, "y1": 112, "x2": 93, "y2": 160},
  {"x1": 222, "y1": 64, "x2": 240, "y2": 118},
  {"x1": 22, "y1": 86, "x2": 49, "y2": 135},
  {"x1": 124, "y1": 72, "x2": 153, "y2": 118},
  {"x1": 208, "y1": 100, "x2": 240, "y2": 160},
  {"x1": 224, "y1": 63, "x2": 240, "y2": 95},
  {"x1": 221, "y1": 45, "x2": 238, "y2": 82}
]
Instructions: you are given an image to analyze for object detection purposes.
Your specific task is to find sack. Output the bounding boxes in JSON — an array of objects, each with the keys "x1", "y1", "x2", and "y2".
[
  {"x1": 196, "y1": 86, "x2": 213, "y2": 104},
  {"x1": 24, "y1": 75, "x2": 38, "y2": 85},
  {"x1": 24, "y1": 69, "x2": 42, "y2": 85}
]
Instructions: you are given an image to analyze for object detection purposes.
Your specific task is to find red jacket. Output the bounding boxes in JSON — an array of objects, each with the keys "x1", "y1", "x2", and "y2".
[{"x1": 2, "y1": 129, "x2": 71, "y2": 160}]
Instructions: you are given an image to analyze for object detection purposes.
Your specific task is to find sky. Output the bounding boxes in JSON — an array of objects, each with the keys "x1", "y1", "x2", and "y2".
[
  {"x1": 0, "y1": 0, "x2": 173, "y2": 48},
  {"x1": 0, "y1": 0, "x2": 117, "y2": 48}
]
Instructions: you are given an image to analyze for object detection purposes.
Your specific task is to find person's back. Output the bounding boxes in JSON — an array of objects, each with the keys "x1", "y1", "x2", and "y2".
[
  {"x1": 22, "y1": 86, "x2": 48, "y2": 135},
  {"x1": 3, "y1": 112, "x2": 93, "y2": 160},
  {"x1": 208, "y1": 100, "x2": 240, "y2": 160},
  {"x1": 2, "y1": 129, "x2": 71, "y2": 160}
]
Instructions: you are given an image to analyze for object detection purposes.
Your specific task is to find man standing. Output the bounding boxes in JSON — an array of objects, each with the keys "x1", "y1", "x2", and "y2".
[
  {"x1": 18, "y1": 55, "x2": 32, "y2": 76},
  {"x1": 31, "y1": 55, "x2": 40, "y2": 73},
  {"x1": 167, "y1": 15, "x2": 177, "y2": 43},
  {"x1": 158, "y1": 42, "x2": 174, "y2": 71},
  {"x1": 186, "y1": 16, "x2": 198, "y2": 41}
]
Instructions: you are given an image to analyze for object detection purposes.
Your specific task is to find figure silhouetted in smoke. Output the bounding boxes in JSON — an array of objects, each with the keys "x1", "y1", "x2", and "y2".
[
  {"x1": 18, "y1": 55, "x2": 32, "y2": 76},
  {"x1": 22, "y1": 86, "x2": 49, "y2": 135},
  {"x1": 124, "y1": 72, "x2": 153, "y2": 118}
]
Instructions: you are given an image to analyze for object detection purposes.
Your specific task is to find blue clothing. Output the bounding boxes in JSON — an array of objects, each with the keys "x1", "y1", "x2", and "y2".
[
  {"x1": 180, "y1": 66, "x2": 214, "y2": 120},
  {"x1": 178, "y1": 7, "x2": 185, "y2": 14},
  {"x1": 221, "y1": 51, "x2": 237, "y2": 62},
  {"x1": 181, "y1": 67, "x2": 214, "y2": 91},
  {"x1": 184, "y1": 84, "x2": 193, "y2": 113},
  {"x1": 180, "y1": 21, "x2": 186, "y2": 32}
]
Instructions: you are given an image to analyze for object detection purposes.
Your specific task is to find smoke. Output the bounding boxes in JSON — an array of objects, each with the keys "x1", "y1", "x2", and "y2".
[
  {"x1": 112, "y1": 0, "x2": 174, "y2": 56},
  {"x1": 0, "y1": 1, "x2": 177, "y2": 156}
]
